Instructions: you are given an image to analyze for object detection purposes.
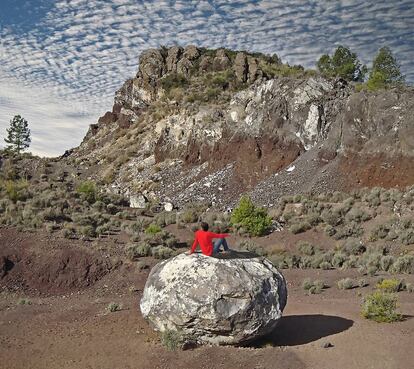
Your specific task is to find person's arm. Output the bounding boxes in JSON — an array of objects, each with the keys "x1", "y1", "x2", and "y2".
[
  {"x1": 210, "y1": 232, "x2": 230, "y2": 238},
  {"x1": 189, "y1": 234, "x2": 198, "y2": 254}
]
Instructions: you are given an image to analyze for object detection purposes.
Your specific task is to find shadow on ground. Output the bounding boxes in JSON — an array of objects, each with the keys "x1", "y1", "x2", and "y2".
[{"x1": 252, "y1": 314, "x2": 354, "y2": 347}]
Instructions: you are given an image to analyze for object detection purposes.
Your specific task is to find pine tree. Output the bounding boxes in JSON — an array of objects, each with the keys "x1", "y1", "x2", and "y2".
[
  {"x1": 317, "y1": 46, "x2": 367, "y2": 82},
  {"x1": 4, "y1": 115, "x2": 31, "y2": 154},
  {"x1": 369, "y1": 47, "x2": 404, "y2": 86}
]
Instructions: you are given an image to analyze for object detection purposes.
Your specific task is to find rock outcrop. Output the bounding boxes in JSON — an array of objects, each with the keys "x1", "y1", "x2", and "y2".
[
  {"x1": 140, "y1": 252, "x2": 287, "y2": 346},
  {"x1": 72, "y1": 46, "x2": 414, "y2": 208}
]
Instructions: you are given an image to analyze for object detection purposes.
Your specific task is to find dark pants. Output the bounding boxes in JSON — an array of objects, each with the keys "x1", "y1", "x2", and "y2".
[{"x1": 213, "y1": 238, "x2": 229, "y2": 254}]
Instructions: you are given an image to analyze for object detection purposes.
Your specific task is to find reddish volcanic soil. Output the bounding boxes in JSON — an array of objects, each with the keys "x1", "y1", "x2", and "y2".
[
  {"x1": 338, "y1": 153, "x2": 414, "y2": 190},
  {"x1": 1, "y1": 228, "x2": 414, "y2": 369}
]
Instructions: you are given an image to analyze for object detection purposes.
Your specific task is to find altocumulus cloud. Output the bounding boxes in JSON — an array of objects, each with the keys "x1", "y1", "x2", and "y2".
[{"x1": 0, "y1": 0, "x2": 413, "y2": 156}]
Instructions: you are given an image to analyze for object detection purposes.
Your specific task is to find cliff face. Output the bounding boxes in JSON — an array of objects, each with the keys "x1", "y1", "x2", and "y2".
[{"x1": 72, "y1": 46, "x2": 414, "y2": 208}]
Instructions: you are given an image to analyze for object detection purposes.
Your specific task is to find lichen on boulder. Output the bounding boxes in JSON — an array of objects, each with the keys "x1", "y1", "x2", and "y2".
[{"x1": 140, "y1": 252, "x2": 287, "y2": 346}]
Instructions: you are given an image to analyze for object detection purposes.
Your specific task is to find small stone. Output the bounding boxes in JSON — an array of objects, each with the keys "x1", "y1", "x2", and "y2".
[
  {"x1": 164, "y1": 202, "x2": 174, "y2": 212},
  {"x1": 130, "y1": 194, "x2": 148, "y2": 208},
  {"x1": 321, "y1": 342, "x2": 334, "y2": 348}
]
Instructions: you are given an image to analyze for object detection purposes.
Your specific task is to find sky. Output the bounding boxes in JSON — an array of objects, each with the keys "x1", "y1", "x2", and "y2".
[{"x1": 0, "y1": 0, "x2": 413, "y2": 157}]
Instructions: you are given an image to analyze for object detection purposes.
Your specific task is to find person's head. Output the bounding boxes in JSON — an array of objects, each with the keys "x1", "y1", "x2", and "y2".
[{"x1": 200, "y1": 222, "x2": 209, "y2": 231}]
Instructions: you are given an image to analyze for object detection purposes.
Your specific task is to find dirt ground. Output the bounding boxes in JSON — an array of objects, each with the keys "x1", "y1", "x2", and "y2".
[{"x1": 1, "y1": 228, "x2": 414, "y2": 369}]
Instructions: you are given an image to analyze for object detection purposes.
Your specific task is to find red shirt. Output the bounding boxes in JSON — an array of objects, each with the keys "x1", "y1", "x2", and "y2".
[{"x1": 190, "y1": 230, "x2": 229, "y2": 256}]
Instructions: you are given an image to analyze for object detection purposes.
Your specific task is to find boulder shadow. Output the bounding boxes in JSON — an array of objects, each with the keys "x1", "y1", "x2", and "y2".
[
  {"x1": 252, "y1": 314, "x2": 354, "y2": 347},
  {"x1": 214, "y1": 250, "x2": 260, "y2": 260}
]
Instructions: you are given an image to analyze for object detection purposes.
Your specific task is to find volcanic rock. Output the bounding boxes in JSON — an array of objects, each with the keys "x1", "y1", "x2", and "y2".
[
  {"x1": 234, "y1": 52, "x2": 248, "y2": 82},
  {"x1": 130, "y1": 194, "x2": 148, "y2": 208},
  {"x1": 166, "y1": 46, "x2": 183, "y2": 72},
  {"x1": 140, "y1": 252, "x2": 287, "y2": 345},
  {"x1": 213, "y1": 49, "x2": 231, "y2": 71},
  {"x1": 72, "y1": 46, "x2": 414, "y2": 208}
]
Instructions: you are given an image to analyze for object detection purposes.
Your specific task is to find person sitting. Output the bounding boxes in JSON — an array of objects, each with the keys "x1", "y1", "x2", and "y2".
[{"x1": 189, "y1": 222, "x2": 230, "y2": 256}]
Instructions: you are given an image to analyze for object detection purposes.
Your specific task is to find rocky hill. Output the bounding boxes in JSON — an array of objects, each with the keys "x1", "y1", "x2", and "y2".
[{"x1": 69, "y1": 45, "x2": 414, "y2": 209}]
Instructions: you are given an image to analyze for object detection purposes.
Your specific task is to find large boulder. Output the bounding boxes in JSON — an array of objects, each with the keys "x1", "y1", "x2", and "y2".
[{"x1": 140, "y1": 252, "x2": 287, "y2": 345}]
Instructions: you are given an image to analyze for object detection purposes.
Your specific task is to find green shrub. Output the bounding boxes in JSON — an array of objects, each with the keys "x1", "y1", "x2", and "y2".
[
  {"x1": 366, "y1": 71, "x2": 387, "y2": 91},
  {"x1": 77, "y1": 181, "x2": 97, "y2": 203},
  {"x1": 238, "y1": 239, "x2": 267, "y2": 256},
  {"x1": 337, "y1": 278, "x2": 355, "y2": 290},
  {"x1": 324, "y1": 225, "x2": 336, "y2": 236},
  {"x1": 80, "y1": 225, "x2": 96, "y2": 238},
  {"x1": 308, "y1": 254, "x2": 322, "y2": 269},
  {"x1": 358, "y1": 279, "x2": 368, "y2": 288},
  {"x1": 231, "y1": 196, "x2": 272, "y2": 237},
  {"x1": 390, "y1": 255, "x2": 414, "y2": 274},
  {"x1": 313, "y1": 280, "x2": 325, "y2": 291},
  {"x1": 302, "y1": 278, "x2": 313, "y2": 291},
  {"x1": 309, "y1": 280, "x2": 325, "y2": 295},
  {"x1": 380, "y1": 255, "x2": 394, "y2": 272},
  {"x1": 208, "y1": 70, "x2": 232, "y2": 89},
  {"x1": 367, "y1": 265, "x2": 378, "y2": 276},
  {"x1": 342, "y1": 255, "x2": 359, "y2": 270},
  {"x1": 45, "y1": 222, "x2": 60, "y2": 233},
  {"x1": 136, "y1": 260, "x2": 150, "y2": 272},
  {"x1": 284, "y1": 255, "x2": 301, "y2": 269},
  {"x1": 345, "y1": 207, "x2": 370, "y2": 223},
  {"x1": 304, "y1": 213, "x2": 321, "y2": 226},
  {"x1": 302, "y1": 278, "x2": 325, "y2": 294},
  {"x1": 358, "y1": 265, "x2": 367, "y2": 275},
  {"x1": 154, "y1": 212, "x2": 167, "y2": 227},
  {"x1": 179, "y1": 207, "x2": 199, "y2": 223},
  {"x1": 96, "y1": 224, "x2": 110, "y2": 236},
  {"x1": 145, "y1": 223, "x2": 162, "y2": 235},
  {"x1": 92, "y1": 200, "x2": 106, "y2": 211},
  {"x1": 107, "y1": 302, "x2": 121, "y2": 312},
  {"x1": 17, "y1": 298, "x2": 32, "y2": 305},
  {"x1": 370, "y1": 224, "x2": 390, "y2": 240},
  {"x1": 298, "y1": 256, "x2": 312, "y2": 269},
  {"x1": 321, "y1": 209, "x2": 342, "y2": 226},
  {"x1": 63, "y1": 225, "x2": 76, "y2": 239},
  {"x1": 142, "y1": 230, "x2": 177, "y2": 249},
  {"x1": 376, "y1": 279, "x2": 402, "y2": 292},
  {"x1": 40, "y1": 207, "x2": 68, "y2": 222},
  {"x1": 128, "y1": 218, "x2": 148, "y2": 234},
  {"x1": 161, "y1": 329, "x2": 184, "y2": 351},
  {"x1": 342, "y1": 239, "x2": 366, "y2": 255},
  {"x1": 161, "y1": 73, "x2": 188, "y2": 92},
  {"x1": 4, "y1": 179, "x2": 29, "y2": 203},
  {"x1": 106, "y1": 203, "x2": 118, "y2": 215},
  {"x1": 127, "y1": 242, "x2": 151, "y2": 259},
  {"x1": 319, "y1": 261, "x2": 332, "y2": 270},
  {"x1": 333, "y1": 223, "x2": 363, "y2": 240},
  {"x1": 297, "y1": 241, "x2": 315, "y2": 256},
  {"x1": 332, "y1": 252, "x2": 347, "y2": 268},
  {"x1": 399, "y1": 230, "x2": 414, "y2": 245},
  {"x1": 151, "y1": 246, "x2": 175, "y2": 259},
  {"x1": 361, "y1": 291, "x2": 402, "y2": 323},
  {"x1": 289, "y1": 222, "x2": 311, "y2": 234}
]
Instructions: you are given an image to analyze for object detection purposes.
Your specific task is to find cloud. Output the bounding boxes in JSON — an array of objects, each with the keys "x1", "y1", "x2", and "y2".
[
  {"x1": 0, "y1": 0, "x2": 413, "y2": 156},
  {"x1": 0, "y1": 76, "x2": 99, "y2": 157}
]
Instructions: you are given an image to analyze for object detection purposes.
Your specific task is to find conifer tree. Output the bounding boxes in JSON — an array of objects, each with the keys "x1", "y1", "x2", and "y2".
[
  {"x1": 317, "y1": 46, "x2": 367, "y2": 82},
  {"x1": 4, "y1": 115, "x2": 31, "y2": 154},
  {"x1": 368, "y1": 47, "x2": 404, "y2": 89}
]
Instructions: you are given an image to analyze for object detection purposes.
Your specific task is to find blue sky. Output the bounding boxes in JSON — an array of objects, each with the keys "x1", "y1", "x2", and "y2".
[{"x1": 0, "y1": 0, "x2": 413, "y2": 157}]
